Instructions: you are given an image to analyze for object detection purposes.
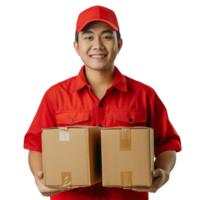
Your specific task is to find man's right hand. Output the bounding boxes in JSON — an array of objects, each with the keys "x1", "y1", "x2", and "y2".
[{"x1": 35, "y1": 171, "x2": 71, "y2": 197}]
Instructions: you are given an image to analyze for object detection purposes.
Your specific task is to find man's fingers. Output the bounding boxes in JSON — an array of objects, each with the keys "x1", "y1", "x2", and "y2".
[{"x1": 152, "y1": 169, "x2": 163, "y2": 178}]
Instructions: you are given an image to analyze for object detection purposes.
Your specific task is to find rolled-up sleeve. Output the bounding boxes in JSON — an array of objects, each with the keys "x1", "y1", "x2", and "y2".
[
  {"x1": 149, "y1": 90, "x2": 182, "y2": 158},
  {"x1": 23, "y1": 91, "x2": 56, "y2": 152}
]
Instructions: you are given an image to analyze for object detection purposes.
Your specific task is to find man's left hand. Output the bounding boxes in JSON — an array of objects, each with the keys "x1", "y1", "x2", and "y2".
[{"x1": 123, "y1": 168, "x2": 170, "y2": 193}]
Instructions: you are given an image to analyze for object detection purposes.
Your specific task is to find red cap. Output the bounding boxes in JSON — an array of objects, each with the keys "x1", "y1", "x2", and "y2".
[{"x1": 75, "y1": 5, "x2": 119, "y2": 35}]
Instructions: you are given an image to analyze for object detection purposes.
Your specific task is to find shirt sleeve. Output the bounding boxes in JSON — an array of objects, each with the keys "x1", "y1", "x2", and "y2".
[
  {"x1": 23, "y1": 91, "x2": 56, "y2": 152},
  {"x1": 148, "y1": 90, "x2": 182, "y2": 158}
]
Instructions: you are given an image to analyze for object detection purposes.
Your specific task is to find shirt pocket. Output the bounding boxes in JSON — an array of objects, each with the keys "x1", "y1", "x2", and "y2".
[
  {"x1": 112, "y1": 110, "x2": 147, "y2": 127},
  {"x1": 56, "y1": 110, "x2": 90, "y2": 127}
]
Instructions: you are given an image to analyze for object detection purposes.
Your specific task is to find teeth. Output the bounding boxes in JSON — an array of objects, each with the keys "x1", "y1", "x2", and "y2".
[{"x1": 91, "y1": 55, "x2": 106, "y2": 58}]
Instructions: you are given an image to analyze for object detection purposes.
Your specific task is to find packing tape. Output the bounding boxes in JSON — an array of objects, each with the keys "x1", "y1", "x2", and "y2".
[
  {"x1": 120, "y1": 128, "x2": 131, "y2": 151},
  {"x1": 50, "y1": 172, "x2": 74, "y2": 189},
  {"x1": 59, "y1": 128, "x2": 70, "y2": 141},
  {"x1": 50, "y1": 171, "x2": 82, "y2": 189},
  {"x1": 121, "y1": 172, "x2": 132, "y2": 187}
]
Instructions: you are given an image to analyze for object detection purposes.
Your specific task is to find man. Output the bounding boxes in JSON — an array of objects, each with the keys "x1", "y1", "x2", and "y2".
[{"x1": 24, "y1": 5, "x2": 182, "y2": 200}]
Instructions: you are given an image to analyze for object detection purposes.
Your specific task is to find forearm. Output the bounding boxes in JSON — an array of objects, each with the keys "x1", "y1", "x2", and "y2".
[
  {"x1": 154, "y1": 150, "x2": 176, "y2": 173},
  {"x1": 28, "y1": 150, "x2": 43, "y2": 177}
]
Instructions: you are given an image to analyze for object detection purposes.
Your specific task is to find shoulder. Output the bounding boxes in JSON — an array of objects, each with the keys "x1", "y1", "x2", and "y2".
[
  {"x1": 44, "y1": 76, "x2": 76, "y2": 98},
  {"x1": 124, "y1": 75, "x2": 167, "y2": 108},
  {"x1": 124, "y1": 75, "x2": 156, "y2": 95}
]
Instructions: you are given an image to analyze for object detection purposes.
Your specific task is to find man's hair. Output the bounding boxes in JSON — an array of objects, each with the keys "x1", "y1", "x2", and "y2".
[{"x1": 75, "y1": 30, "x2": 121, "y2": 44}]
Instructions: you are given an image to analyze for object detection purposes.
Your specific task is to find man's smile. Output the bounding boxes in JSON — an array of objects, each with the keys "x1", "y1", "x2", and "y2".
[{"x1": 89, "y1": 54, "x2": 107, "y2": 60}]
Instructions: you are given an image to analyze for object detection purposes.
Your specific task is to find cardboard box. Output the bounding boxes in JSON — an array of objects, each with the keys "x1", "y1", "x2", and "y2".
[
  {"x1": 101, "y1": 127, "x2": 154, "y2": 188},
  {"x1": 42, "y1": 126, "x2": 102, "y2": 189}
]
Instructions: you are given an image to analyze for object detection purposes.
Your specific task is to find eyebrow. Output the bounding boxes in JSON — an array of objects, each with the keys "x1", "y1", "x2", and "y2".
[{"x1": 81, "y1": 30, "x2": 114, "y2": 36}]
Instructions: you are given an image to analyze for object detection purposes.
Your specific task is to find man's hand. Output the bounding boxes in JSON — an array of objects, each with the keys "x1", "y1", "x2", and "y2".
[
  {"x1": 35, "y1": 171, "x2": 72, "y2": 197},
  {"x1": 123, "y1": 168, "x2": 170, "y2": 193}
]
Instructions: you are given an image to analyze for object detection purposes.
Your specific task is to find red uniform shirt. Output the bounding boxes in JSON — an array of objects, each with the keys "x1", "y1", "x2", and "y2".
[{"x1": 24, "y1": 65, "x2": 182, "y2": 200}]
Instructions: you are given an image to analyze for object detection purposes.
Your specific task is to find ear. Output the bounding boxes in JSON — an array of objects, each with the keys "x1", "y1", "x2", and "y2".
[
  {"x1": 117, "y1": 38, "x2": 123, "y2": 54},
  {"x1": 71, "y1": 40, "x2": 79, "y2": 57}
]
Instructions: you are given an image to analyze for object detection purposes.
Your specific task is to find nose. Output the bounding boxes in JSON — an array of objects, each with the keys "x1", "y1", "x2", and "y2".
[{"x1": 92, "y1": 37, "x2": 105, "y2": 50}]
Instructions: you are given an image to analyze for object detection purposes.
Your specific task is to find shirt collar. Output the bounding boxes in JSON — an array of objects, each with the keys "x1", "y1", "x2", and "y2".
[{"x1": 73, "y1": 65, "x2": 127, "y2": 92}]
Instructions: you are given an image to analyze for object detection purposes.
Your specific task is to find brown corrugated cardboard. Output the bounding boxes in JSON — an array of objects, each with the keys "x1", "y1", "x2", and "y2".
[
  {"x1": 42, "y1": 126, "x2": 102, "y2": 189},
  {"x1": 101, "y1": 126, "x2": 154, "y2": 188}
]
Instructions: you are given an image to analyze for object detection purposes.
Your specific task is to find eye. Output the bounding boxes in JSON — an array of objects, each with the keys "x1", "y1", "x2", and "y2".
[
  {"x1": 103, "y1": 36, "x2": 111, "y2": 39},
  {"x1": 85, "y1": 36, "x2": 92, "y2": 40}
]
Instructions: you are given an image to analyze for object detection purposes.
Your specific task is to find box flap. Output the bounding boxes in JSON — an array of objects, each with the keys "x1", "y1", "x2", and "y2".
[
  {"x1": 42, "y1": 125, "x2": 101, "y2": 131},
  {"x1": 101, "y1": 126, "x2": 153, "y2": 130}
]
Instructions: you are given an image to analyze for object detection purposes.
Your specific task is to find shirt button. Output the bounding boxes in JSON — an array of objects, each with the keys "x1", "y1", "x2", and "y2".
[
  {"x1": 129, "y1": 118, "x2": 133, "y2": 122},
  {"x1": 70, "y1": 119, "x2": 73, "y2": 123},
  {"x1": 99, "y1": 124, "x2": 103, "y2": 127},
  {"x1": 99, "y1": 103, "x2": 103, "y2": 107}
]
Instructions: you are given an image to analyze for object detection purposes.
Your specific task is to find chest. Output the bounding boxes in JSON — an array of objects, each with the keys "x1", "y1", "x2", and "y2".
[{"x1": 54, "y1": 87, "x2": 148, "y2": 128}]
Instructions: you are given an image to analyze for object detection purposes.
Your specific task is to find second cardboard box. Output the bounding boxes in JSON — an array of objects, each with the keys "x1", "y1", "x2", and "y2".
[{"x1": 101, "y1": 127, "x2": 154, "y2": 188}]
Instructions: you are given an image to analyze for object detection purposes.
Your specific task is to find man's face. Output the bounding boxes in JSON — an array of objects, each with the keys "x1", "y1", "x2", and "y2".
[{"x1": 74, "y1": 21, "x2": 122, "y2": 71}]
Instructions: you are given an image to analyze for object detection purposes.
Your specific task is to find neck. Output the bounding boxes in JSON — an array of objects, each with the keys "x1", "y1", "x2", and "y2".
[{"x1": 84, "y1": 65, "x2": 115, "y2": 89}]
